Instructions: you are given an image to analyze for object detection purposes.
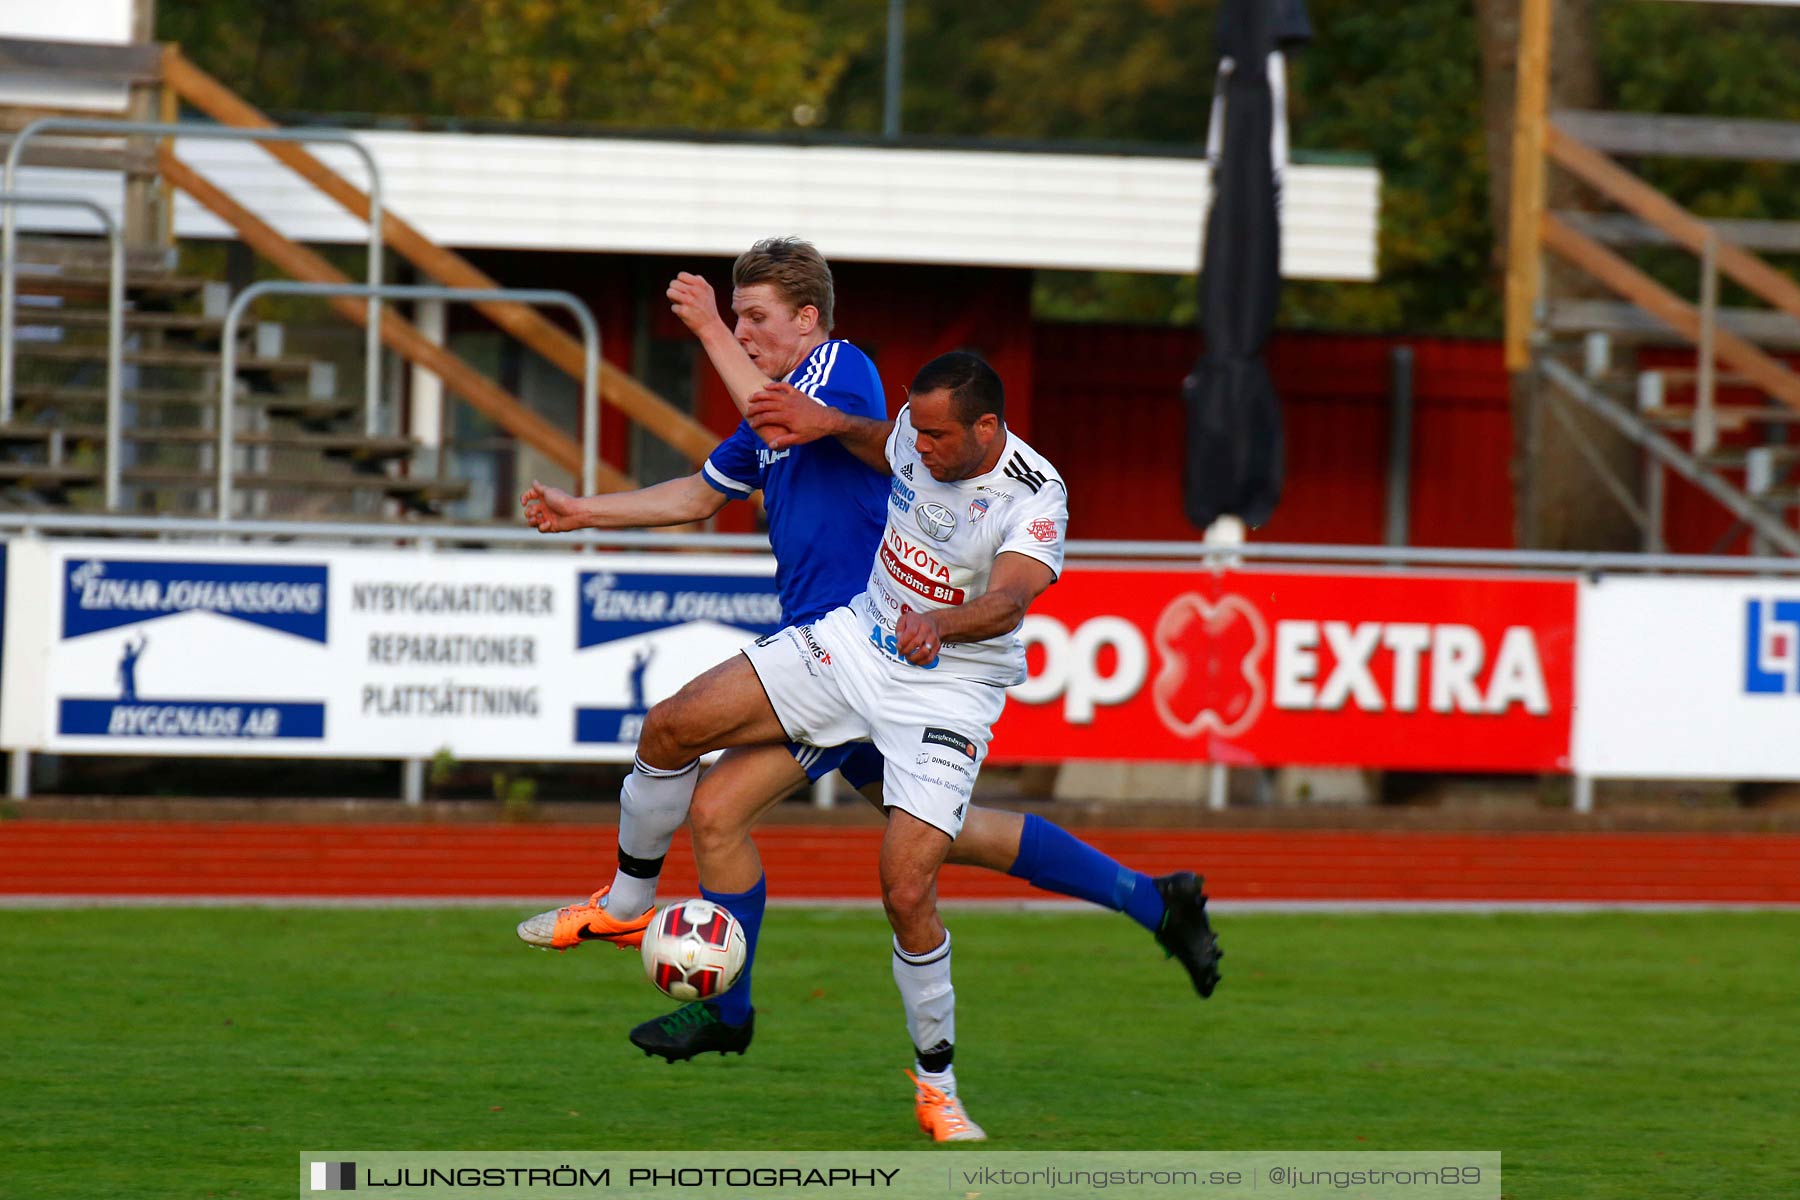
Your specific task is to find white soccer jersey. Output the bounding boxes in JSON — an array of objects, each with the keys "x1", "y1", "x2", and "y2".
[{"x1": 858, "y1": 404, "x2": 1069, "y2": 687}]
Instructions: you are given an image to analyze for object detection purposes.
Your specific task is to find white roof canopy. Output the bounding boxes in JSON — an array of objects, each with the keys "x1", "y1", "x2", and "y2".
[{"x1": 19, "y1": 128, "x2": 1379, "y2": 280}]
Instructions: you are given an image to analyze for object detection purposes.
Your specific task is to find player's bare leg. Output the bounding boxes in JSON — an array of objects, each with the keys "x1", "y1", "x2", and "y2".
[
  {"x1": 689, "y1": 745, "x2": 807, "y2": 893},
  {"x1": 627, "y1": 740, "x2": 808, "y2": 1062},
  {"x1": 881, "y1": 809, "x2": 984, "y2": 1141},
  {"x1": 635, "y1": 653, "x2": 792, "y2": 770},
  {"x1": 517, "y1": 654, "x2": 790, "y2": 952},
  {"x1": 945, "y1": 807, "x2": 1023, "y2": 869}
]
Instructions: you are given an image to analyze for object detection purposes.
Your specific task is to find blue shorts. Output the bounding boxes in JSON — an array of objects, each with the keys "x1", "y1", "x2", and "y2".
[{"x1": 788, "y1": 741, "x2": 885, "y2": 791}]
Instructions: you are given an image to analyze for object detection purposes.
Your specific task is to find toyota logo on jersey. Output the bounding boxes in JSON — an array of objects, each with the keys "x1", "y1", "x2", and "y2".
[{"x1": 915, "y1": 502, "x2": 956, "y2": 542}]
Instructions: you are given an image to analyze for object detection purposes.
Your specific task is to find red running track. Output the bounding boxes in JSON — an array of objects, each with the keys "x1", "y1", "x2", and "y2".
[{"x1": 3, "y1": 821, "x2": 1800, "y2": 903}]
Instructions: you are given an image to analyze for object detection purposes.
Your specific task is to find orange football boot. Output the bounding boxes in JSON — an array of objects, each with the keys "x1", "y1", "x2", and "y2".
[
  {"x1": 516, "y1": 886, "x2": 653, "y2": 951},
  {"x1": 907, "y1": 1070, "x2": 987, "y2": 1142}
]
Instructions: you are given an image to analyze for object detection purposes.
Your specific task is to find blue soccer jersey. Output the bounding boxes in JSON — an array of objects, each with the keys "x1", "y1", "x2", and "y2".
[{"x1": 702, "y1": 340, "x2": 889, "y2": 626}]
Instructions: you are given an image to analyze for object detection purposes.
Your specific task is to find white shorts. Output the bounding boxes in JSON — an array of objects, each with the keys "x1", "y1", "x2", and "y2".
[{"x1": 741, "y1": 602, "x2": 1006, "y2": 838}]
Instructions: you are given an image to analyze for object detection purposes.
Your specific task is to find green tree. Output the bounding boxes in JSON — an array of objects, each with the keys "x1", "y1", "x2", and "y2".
[
  {"x1": 161, "y1": 0, "x2": 863, "y2": 130},
  {"x1": 815, "y1": 0, "x2": 1497, "y2": 334},
  {"x1": 1592, "y1": 0, "x2": 1800, "y2": 300}
]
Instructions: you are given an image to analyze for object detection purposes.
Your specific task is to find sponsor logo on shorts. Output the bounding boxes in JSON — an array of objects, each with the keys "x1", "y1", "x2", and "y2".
[
  {"x1": 1027, "y1": 517, "x2": 1058, "y2": 543},
  {"x1": 914, "y1": 751, "x2": 973, "y2": 777},
  {"x1": 916, "y1": 502, "x2": 956, "y2": 542},
  {"x1": 799, "y1": 624, "x2": 831, "y2": 665},
  {"x1": 921, "y1": 726, "x2": 977, "y2": 759}
]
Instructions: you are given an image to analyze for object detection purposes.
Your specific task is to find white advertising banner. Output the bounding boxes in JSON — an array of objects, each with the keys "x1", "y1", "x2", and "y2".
[
  {"x1": 1575, "y1": 574, "x2": 1800, "y2": 779},
  {"x1": 0, "y1": 541, "x2": 781, "y2": 762}
]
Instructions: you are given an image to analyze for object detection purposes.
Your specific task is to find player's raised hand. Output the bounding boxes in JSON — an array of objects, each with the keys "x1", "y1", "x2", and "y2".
[
  {"x1": 667, "y1": 272, "x2": 724, "y2": 336},
  {"x1": 521, "y1": 480, "x2": 584, "y2": 533},
  {"x1": 748, "y1": 382, "x2": 833, "y2": 450},
  {"x1": 895, "y1": 605, "x2": 943, "y2": 666}
]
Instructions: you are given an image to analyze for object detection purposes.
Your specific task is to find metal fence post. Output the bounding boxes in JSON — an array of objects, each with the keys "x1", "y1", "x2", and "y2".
[
  {"x1": 1747, "y1": 446, "x2": 1776, "y2": 559},
  {"x1": 1696, "y1": 227, "x2": 1719, "y2": 456},
  {"x1": 402, "y1": 759, "x2": 425, "y2": 806},
  {"x1": 1572, "y1": 774, "x2": 1594, "y2": 815},
  {"x1": 1636, "y1": 370, "x2": 1665, "y2": 553},
  {"x1": 1385, "y1": 345, "x2": 1415, "y2": 548}
]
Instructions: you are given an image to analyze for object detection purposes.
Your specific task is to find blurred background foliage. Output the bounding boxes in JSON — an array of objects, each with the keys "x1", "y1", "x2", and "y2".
[{"x1": 160, "y1": 0, "x2": 1800, "y2": 335}]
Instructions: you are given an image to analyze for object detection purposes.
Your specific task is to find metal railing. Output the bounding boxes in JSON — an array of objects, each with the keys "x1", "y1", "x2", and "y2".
[
  {"x1": 219, "y1": 282, "x2": 601, "y2": 519},
  {"x1": 1, "y1": 119, "x2": 385, "y2": 433},
  {"x1": 0, "y1": 193, "x2": 124, "y2": 507},
  {"x1": 10, "y1": 509, "x2": 1800, "y2": 577},
  {"x1": 1541, "y1": 357, "x2": 1800, "y2": 556}
]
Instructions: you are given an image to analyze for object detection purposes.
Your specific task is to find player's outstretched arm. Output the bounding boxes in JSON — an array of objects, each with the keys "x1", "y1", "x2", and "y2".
[
  {"x1": 521, "y1": 473, "x2": 728, "y2": 533},
  {"x1": 893, "y1": 553, "x2": 1057, "y2": 665},
  {"x1": 667, "y1": 272, "x2": 768, "y2": 417},
  {"x1": 747, "y1": 382, "x2": 894, "y2": 474}
]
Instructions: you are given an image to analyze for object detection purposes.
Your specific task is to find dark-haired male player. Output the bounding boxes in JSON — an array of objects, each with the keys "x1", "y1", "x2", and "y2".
[{"x1": 517, "y1": 242, "x2": 1220, "y2": 1139}]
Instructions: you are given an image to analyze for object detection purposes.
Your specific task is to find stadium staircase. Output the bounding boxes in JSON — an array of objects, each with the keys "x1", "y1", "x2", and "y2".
[
  {"x1": 0, "y1": 37, "x2": 718, "y2": 521},
  {"x1": 4, "y1": 237, "x2": 452, "y2": 515},
  {"x1": 1516, "y1": 107, "x2": 1800, "y2": 555}
]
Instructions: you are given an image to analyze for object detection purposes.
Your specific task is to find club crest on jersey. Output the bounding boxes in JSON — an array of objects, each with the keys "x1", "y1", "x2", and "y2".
[
  {"x1": 968, "y1": 496, "x2": 990, "y2": 523},
  {"x1": 915, "y1": 502, "x2": 956, "y2": 542}
]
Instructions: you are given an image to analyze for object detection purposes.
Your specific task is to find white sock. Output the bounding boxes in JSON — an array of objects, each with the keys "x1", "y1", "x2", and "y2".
[
  {"x1": 893, "y1": 931, "x2": 956, "y2": 1095},
  {"x1": 916, "y1": 1064, "x2": 958, "y2": 1099},
  {"x1": 604, "y1": 756, "x2": 698, "y2": 917}
]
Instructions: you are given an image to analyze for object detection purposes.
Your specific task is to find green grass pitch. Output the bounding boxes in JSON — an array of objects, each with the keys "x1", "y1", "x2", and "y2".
[{"x1": 2, "y1": 906, "x2": 1796, "y2": 1199}]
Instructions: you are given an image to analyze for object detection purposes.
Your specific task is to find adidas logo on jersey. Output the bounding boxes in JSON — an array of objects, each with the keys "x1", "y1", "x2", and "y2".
[{"x1": 901, "y1": 463, "x2": 915, "y2": 480}]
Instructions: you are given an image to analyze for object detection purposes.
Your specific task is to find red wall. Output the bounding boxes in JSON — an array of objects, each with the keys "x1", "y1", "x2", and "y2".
[
  {"x1": 446, "y1": 250, "x2": 1790, "y2": 556},
  {"x1": 1029, "y1": 324, "x2": 1517, "y2": 547}
]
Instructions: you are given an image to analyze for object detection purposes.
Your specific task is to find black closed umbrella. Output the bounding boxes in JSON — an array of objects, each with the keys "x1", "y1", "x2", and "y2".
[{"x1": 1183, "y1": 0, "x2": 1311, "y2": 532}]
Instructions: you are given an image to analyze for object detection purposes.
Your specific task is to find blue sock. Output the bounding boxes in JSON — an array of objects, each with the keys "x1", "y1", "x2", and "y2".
[
  {"x1": 701, "y1": 875, "x2": 765, "y2": 1025},
  {"x1": 1007, "y1": 813, "x2": 1166, "y2": 933}
]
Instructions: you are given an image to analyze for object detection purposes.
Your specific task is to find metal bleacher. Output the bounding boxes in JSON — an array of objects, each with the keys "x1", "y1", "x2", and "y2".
[
  {"x1": 0, "y1": 36, "x2": 712, "y2": 522},
  {"x1": 1511, "y1": 97, "x2": 1800, "y2": 556}
]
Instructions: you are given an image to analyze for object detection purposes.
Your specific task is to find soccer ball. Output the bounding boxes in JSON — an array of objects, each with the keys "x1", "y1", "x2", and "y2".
[{"x1": 641, "y1": 899, "x2": 747, "y2": 1002}]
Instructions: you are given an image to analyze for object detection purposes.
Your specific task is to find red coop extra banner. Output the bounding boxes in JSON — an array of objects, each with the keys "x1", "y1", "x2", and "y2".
[{"x1": 991, "y1": 567, "x2": 1576, "y2": 772}]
